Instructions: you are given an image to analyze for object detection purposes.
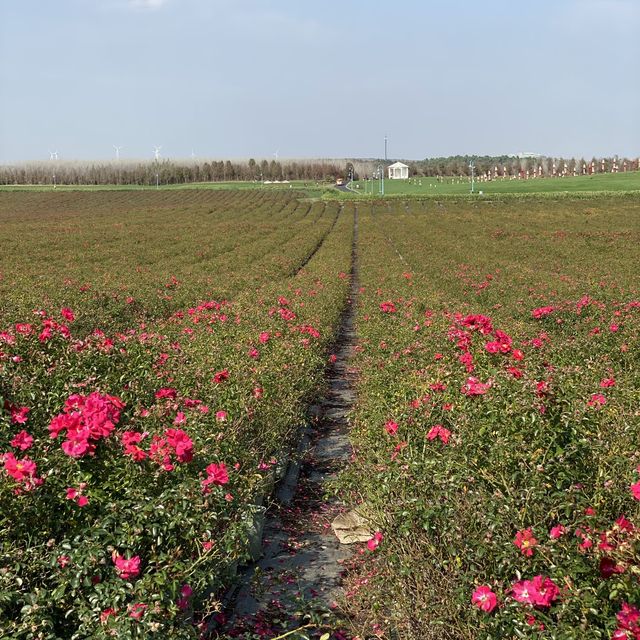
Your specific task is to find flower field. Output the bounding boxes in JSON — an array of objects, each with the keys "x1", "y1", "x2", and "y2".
[
  {"x1": 0, "y1": 189, "x2": 354, "y2": 638},
  {"x1": 339, "y1": 194, "x2": 640, "y2": 639},
  {"x1": 1, "y1": 188, "x2": 639, "y2": 639}
]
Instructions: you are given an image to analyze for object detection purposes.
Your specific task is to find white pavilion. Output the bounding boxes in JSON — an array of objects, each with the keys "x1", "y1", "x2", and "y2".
[{"x1": 387, "y1": 161, "x2": 409, "y2": 180}]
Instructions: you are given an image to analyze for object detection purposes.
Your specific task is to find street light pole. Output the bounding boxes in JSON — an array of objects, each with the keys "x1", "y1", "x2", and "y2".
[{"x1": 49, "y1": 151, "x2": 58, "y2": 189}]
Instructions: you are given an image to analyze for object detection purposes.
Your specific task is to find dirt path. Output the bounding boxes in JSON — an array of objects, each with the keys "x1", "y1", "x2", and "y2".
[{"x1": 218, "y1": 209, "x2": 360, "y2": 638}]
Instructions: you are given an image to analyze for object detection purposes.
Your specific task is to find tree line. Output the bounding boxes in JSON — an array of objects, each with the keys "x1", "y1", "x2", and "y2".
[
  {"x1": 1, "y1": 155, "x2": 637, "y2": 186},
  {"x1": 0, "y1": 158, "x2": 344, "y2": 186},
  {"x1": 404, "y1": 155, "x2": 640, "y2": 178}
]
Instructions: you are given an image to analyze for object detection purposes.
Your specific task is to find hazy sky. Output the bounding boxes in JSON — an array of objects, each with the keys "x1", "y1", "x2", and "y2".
[{"x1": 1, "y1": 0, "x2": 638, "y2": 163}]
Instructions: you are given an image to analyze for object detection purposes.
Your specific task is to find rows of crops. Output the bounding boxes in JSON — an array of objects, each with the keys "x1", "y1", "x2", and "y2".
[
  {"x1": 2, "y1": 189, "x2": 639, "y2": 639},
  {"x1": 0, "y1": 190, "x2": 355, "y2": 638},
  {"x1": 340, "y1": 195, "x2": 640, "y2": 638},
  {"x1": 0, "y1": 190, "x2": 343, "y2": 331}
]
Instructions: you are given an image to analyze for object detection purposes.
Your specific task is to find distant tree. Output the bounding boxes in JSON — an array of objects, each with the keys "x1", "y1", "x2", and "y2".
[
  {"x1": 269, "y1": 160, "x2": 282, "y2": 180},
  {"x1": 260, "y1": 159, "x2": 270, "y2": 180},
  {"x1": 248, "y1": 158, "x2": 257, "y2": 180}
]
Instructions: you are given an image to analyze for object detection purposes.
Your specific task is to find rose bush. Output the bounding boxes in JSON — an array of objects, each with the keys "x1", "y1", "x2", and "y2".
[
  {"x1": 0, "y1": 190, "x2": 355, "y2": 638},
  {"x1": 338, "y1": 195, "x2": 640, "y2": 639}
]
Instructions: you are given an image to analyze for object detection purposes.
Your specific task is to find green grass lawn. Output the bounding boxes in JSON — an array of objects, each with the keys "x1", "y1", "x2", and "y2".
[
  {"x1": 0, "y1": 179, "x2": 332, "y2": 200},
  {"x1": 0, "y1": 179, "x2": 320, "y2": 192},
  {"x1": 351, "y1": 170, "x2": 640, "y2": 196}
]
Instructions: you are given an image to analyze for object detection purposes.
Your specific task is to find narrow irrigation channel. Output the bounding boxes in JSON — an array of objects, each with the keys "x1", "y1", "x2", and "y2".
[{"x1": 217, "y1": 209, "x2": 360, "y2": 639}]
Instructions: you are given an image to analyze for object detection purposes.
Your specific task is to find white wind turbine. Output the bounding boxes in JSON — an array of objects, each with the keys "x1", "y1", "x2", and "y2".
[
  {"x1": 154, "y1": 145, "x2": 162, "y2": 161},
  {"x1": 273, "y1": 149, "x2": 279, "y2": 161}
]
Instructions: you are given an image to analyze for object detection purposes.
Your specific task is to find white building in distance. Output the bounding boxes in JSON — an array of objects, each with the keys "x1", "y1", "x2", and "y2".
[{"x1": 387, "y1": 161, "x2": 409, "y2": 179}]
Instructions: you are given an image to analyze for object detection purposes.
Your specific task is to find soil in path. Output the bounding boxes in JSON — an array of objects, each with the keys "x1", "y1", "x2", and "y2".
[{"x1": 217, "y1": 210, "x2": 360, "y2": 639}]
